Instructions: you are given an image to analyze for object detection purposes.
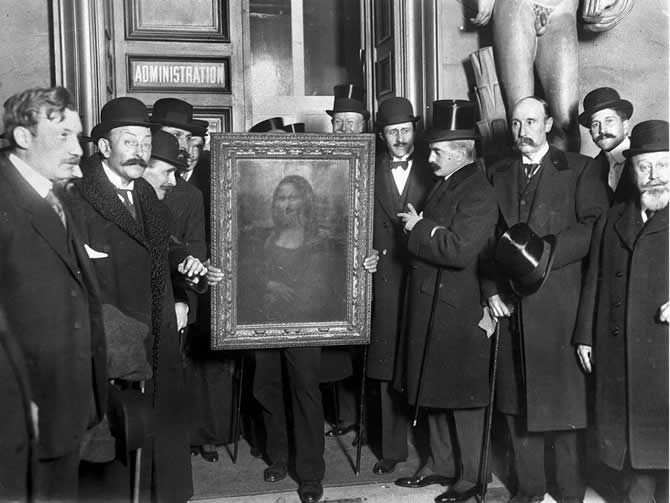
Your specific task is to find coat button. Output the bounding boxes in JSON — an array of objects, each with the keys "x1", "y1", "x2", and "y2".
[
  {"x1": 612, "y1": 327, "x2": 620, "y2": 336},
  {"x1": 615, "y1": 271, "x2": 623, "y2": 278},
  {"x1": 74, "y1": 321, "x2": 81, "y2": 329},
  {"x1": 71, "y1": 290, "x2": 77, "y2": 297},
  {"x1": 615, "y1": 300, "x2": 622, "y2": 307},
  {"x1": 382, "y1": 249, "x2": 387, "y2": 255},
  {"x1": 520, "y1": 200, "x2": 527, "y2": 206}
]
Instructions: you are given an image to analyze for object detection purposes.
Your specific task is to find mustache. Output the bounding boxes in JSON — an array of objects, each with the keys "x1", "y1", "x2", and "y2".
[
  {"x1": 65, "y1": 156, "x2": 81, "y2": 165},
  {"x1": 640, "y1": 182, "x2": 669, "y2": 192},
  {"x1": 122, "y1": 157, "x2": 147, "y2": 168},
  {"x1": 393, "y1": 142, "x2": 409, "y2": 148},
  {"x1": 595, "y1": 133, "x2": 617, "y2": 142},
  {"x1": 515, "y1": 136, "x2": 536, "y2": 147}
]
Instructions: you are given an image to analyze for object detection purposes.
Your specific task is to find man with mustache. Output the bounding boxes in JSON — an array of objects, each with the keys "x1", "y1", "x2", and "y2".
[
  {"x1": 482, "y1": 96, "x2": 609, "y2": 503},
  {"x1": 575, "y1": 120, "x2": 669, "y2": 503},
  {"x1": 580, "y1": 87, "x2": 636, "y2": 204},
  {"x1": 0, "y1": 86, "x2": 107, "y2": 501},
  {"x1": 66, "y1": 97, "x2": 206, "y2": 502}
]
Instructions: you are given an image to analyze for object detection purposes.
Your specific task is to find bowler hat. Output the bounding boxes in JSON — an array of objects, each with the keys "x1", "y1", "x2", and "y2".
[
  {"x1": 107, "y1": 384, "x2": 153, "y2": 465},
  {"x1": 190, "y1": 119, "x2": 209, "y2": 138},
  {"x1": 283, "y1": 122, "x2": 305, "y2": 133},
  {"x1": 326, "y1": 84, "x2": 371, "y2": 121},
  {"x1": 151, "y1": 130, "x2": 188, "y2": 169},
  {"x1": 623, "y1": 120, "x2": 669, "y2": 158},
  {"x1": 90, "y1": 97, "x2": 156, "y2": 140},
  {"x1": 579, "y1": 87, "x2": 633, "y2": 127},
  {"x1": 249, "y1": 117, "x2": 285, "y2": 133},
  {"x1": 425, "y1": 100, "x2": 477, "y2": 143},
  {"x1": 376, "y1": 97, "x2": 421, "y2": 129},
  {"x1": 494, "y1": 223, "x2": 557, "y2": 297},
  {"x1": 151, "y1": 98, "x2": 200, "y2": 133}
]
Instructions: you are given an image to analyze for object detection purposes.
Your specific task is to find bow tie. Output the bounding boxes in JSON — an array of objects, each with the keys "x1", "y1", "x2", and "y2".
[{"x1": 390, "y1": 160, "x2": 409, "y2": 171}]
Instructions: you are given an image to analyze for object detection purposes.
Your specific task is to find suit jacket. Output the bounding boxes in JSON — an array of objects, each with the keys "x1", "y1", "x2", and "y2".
[
  {"x1": 186, "y1": 152, "x2": 212, "y2": 244},
  {"x1": 0, "y1": 152, "x2": 107, "y2": 459},
  {"x1": 481, "y1": 146, "x2": 609, "y2": 431},
  {"x1": 368, "y1": 150, "x2": 436, "y2": 380},
  {"x1": 592, "y1": 150, "x2": 637, "y2": 205},
  {"x1": 395, "y1": 163, "x2": 497, "y2": 408},
  {"x1": 575, "y1": 203, "x2": 668, "y2": 470}
]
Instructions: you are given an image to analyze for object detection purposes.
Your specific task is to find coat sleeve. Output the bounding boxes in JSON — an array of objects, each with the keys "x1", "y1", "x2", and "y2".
[
  {"x1": 181, "y1": 187, "x2": 207, "y2": 261},
  {"x1": 551, "y1": 158, "x2": 610, "y2": 269}
]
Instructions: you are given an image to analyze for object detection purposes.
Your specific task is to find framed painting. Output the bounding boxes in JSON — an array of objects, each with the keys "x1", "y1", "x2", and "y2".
[{"x1": 210, "y1": 133, "x2": 375, "y2": 349}]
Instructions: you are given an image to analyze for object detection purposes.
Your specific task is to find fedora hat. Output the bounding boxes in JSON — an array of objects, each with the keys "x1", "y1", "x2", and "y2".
[
  {"x1": 495, "y1": 223, "x2": 557, "y2": 297},
  {"x1": 326, "y1": 84, "x2": 370, "y2": 121},
  {"x1": 151, "y1": 98, "x2": 201, "y2": 133},
  {"x1": 579, "y1": 87, "x2": 633, "y2": 127},
  {"x1": 90, "y1": 97, "x2": 156, "y2": 140},
  {"x1": 249, "y1": 117, "x2": 286, "y2": 133},
  {"x1": 283, "y1": 122, "x2": 305, "y2": 133},
  {"x1": 107, "y1": 384, "x2": 153, "y2": 465},
  {"x1": 376, "y1": 97, "x2": 421, "y2": 129},
  {"x1": 425, "y1": 100, "x2": 477, "y2": 143},
  {"x1": 189, "y1": 119, "x2": 209, "y2": 138},
  {"x1": 623, "y1": 119, "x2": 669, "y2": 158},
  {"x1": 151, "y1": 130, "x2": 188, "y2": 169}
]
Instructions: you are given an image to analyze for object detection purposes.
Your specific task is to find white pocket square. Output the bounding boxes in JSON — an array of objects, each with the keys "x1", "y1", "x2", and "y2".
[{"x1": 84, "y1": 244, "x2": 109, "y2": 259}]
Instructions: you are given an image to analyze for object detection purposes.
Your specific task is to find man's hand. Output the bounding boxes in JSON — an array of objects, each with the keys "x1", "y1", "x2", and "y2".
[
  {"x1": 659, "y1": 301, "x2": 670, "y2": 323},
  {"x1": 469, "y1": 0, "x2": 495, "y2": 26},
  {"x1": 487, "y1": 294, "x2": 514, "y2": 318},
  {"x1": 178, "y1": 255, "x2": 207, "y2": 280},
  {"x1": 204, "y1": 259, "x2": 224, "y2": 286},
  {"x1": 397, "y1": 203, "x2": 423, "y2": 233},
  {"x1": 577, "y1": 344, "x2": 593, "y2": 373},
  {"x1": 175, "y1": 302, "x2": 189, "y2": 331},
  {"x1": 30, "y1": 401, "x2": 39, "y2": 440},
  {"x1": 363, "y1": 249, "x2": 379, "y2": 273}
]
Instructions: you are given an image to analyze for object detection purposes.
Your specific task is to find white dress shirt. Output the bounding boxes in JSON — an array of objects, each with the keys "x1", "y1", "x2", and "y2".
[
  {"x1": 390, "y1": 151, "x2": 413, "y2": 195},
  {"x1": 102, "y1": 161, "x2": 135, "y2": 205},
  {"x1": 604, "y1": 137, "x2": 630, "y2": 191}
]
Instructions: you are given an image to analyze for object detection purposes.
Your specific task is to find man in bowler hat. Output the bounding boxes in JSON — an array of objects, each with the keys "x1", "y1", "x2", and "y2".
[
  {"x1": 394, "y1": 100, "x2": 498, "y2": 502},
  {"x1": 580, "y1": 87, "x2": 636, "y2": 204},
  {"x1": 367, "y1": 96, "x2": 435, "y2": 476},
  {"x1": 327, "y1": 84, "x2": 370, "y2": 133},
  {"x1": 575, "y1": 120, "x2": 669, "y2": 503},
  {"x1": 481, "y1": 96, "x2": 609, "y2": 503}
]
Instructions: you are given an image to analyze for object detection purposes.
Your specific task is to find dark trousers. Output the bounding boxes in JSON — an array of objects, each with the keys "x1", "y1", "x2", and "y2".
[
  {"x1": 505, "y1": 414, "x2": 585, "y2": 500},
  {"x1": 424, "y1": 408, "x2": 486, "y2": 485},
  {"x1": 35, "y1": 449, "x2": 80, "y2": 502},
  {"x1": 377, "y1": 379, "x2": 408, "y2": 462},
  {"x1": 254, "y1": 347, "x2": 325, "y2": 483}
]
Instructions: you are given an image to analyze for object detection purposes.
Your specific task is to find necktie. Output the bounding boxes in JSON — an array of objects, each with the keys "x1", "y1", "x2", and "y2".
[
  {"x1": 390, "y1": 160, "x2": 409, "y2": 171},
  {"x1": 645, "y1": 209, "x2": 655, "y2": 221},
  {"x1": 45, "y1": 189, "x2": 67, "y2": 228},
  {"x1": 115, "y1": 188, "x2": 136, "y2": 220},
  {"x1": 524, "y1": 163, "x2": 541, "y2": 181}
]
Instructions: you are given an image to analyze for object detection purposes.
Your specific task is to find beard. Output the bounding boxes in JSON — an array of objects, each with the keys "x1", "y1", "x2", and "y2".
[{"x1": 640, "y1": 184, "x2": 670, "y2": 211}]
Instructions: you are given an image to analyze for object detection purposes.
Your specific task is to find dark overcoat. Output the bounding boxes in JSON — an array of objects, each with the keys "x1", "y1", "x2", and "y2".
[
  {"x1": 367, "y1": 150, "x2": 435, "y2": 381},
  {"x1": 592, "y1": 150, "x2": 637, "y2": 205},
  {"x1": 481, "y1": 147, "x2": 609, "y2": 431},
  {"x1": 396, "y1": 163, "x2": 497, "y2": 408},
  {"x1": 0, "y1": 153, "x2": 107, "y2": 460},
  {"x1": 574, "y1": 202, "x2": 668, "y2": 470},
  {"x1": 65, "y1": 156, "x2": 193, "y2": 503},
  {"x1": 165, "y1": 176, "x2": 207, "y2": 261}
]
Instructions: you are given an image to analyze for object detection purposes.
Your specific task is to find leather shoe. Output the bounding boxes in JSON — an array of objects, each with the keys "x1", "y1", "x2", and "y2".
[
  {"x1": 298, "y1": 480, "x2": 323, "y2": 503},
  {"x1": 507, "y1": 495, "x2": 544, "y2": 503},
  {"x1": 325, "y1": 423, "x2": 357, "y2": 437},
  {"x1": 372, "y1": 458, "x2": 400, "y2": 475},
  {"x1": 395, "y1": 474, "x2": 456, "y2": 488},
  {"x1": 263, "y1": 463, "x2": 288, "y2": 482},
  {"x1": 435, "y1": 484, "x2": 481, "y2": 502}
]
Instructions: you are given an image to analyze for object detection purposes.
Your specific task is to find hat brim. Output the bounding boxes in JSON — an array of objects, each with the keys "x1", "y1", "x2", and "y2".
[
  {"x1": 326, "y1": 109, "x2": 371, "y2": 121},
  {"x1": 151, "y1": 152, "x2": 188, "y2": 170},
  {"x1": 91, "y1": 120, "x2": 158, "y2": 141},
  {"x1": 376, "y1": 115, "x2": 421, "y2": 129},
  {"x1": 623, "y1": 144, "x2": 669, "y2": 158},
  {"x1": 509, "y1": 235, "x2": 557, "y2": 297},
  {"x1": 425, "y1": 128, "x2": 477, "y2": 143},
  {"x1": 150, "y1": 118, "x2": 202, "y2": 134},
  {"x1": 578, "y1": 99, "x2": 633, "y2": 127}
]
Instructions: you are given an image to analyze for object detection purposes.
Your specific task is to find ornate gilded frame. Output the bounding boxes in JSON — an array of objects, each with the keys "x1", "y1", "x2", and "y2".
[{"x1": 210, "y1": 133, "x2": 375, "y2": 349}]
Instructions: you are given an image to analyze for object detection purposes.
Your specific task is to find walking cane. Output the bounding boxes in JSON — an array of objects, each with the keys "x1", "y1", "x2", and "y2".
[
  {"x1": 479, "y1": 320, "x2": 501, "y2": 503},
  {"x1": 412, "y1": 268, "x2": 443, "y2": 427},
  {"x1": 132, "y1": 380, "x2": 146, "y2": 503},
  {"x1": 232, "y1": 354, "x2": 245, "y2": 463},
  {"x1": 355, "y1": 344, "x2": 369, "y2": 475}
]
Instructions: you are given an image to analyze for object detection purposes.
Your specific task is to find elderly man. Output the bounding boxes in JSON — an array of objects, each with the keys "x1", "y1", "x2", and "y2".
[
  {"x1": 482, "y1": 96, "x2": 609, "y2": 503},
  {"x1": 394, "y1": 100, "x2": 498, "y2": 502},
  {"x1": 580, "y1": 87, "x2": 636, "y2": 204},
  {"x1": 327, "y1": 83, "x2": 369, "y2": 133},
  {"x1": 66, "y1": 97, "x2": 206, "y2": 503},
  {"x1": 575, "y1": 120, "x2": 669, "y2": 503},
  {"x1": 0, "y1": 86, "x2": 107, "y2": 500},
  {"x1": 367, "y1": 97, "x2": 434, "y2": 475}
]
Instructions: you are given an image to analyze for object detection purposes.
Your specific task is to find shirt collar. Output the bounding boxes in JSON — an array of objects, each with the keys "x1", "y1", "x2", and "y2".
[
  {"x1": 521, "y1": 142, "x2": 550, "y2": 165},
  {"x1": 9, "y1": 153, "x2": 53, "y2": 198},
  {"x1": 102, "y1": 160, "x2": 135, "y2": 191},
  {"x1": 605, "y1": 136, "x2": 630, "y2": 165}
]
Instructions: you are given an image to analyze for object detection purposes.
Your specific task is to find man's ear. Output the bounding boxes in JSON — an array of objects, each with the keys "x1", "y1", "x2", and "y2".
[
  {"x1": 622, "y1": 118, "x2": 631, "y2": 137},
  {"x1": 12, "y1": 126, "x2": 32, "y2": 150},
  {"x1": 545, "y1": 117, "x2": 554, "y2": 134},
  {"x1": 97, "y1": 137, "x2": 112, "y2": 159}
]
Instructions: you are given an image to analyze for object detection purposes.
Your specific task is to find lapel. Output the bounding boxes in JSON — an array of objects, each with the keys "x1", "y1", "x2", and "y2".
[
  {"x1": 492, "y1": 158, "x2": 520, "y2": 227},
  {"x1": 527, "y1": 146, "x2": 570, "y2": 230},
  {"x1": 424, "y1": 162, "x2": 474, "y2": 211},
  {"x1": 375, "y1": 151, "x2": 401, "y2": 220},
  {"x1": 614, "y1": 201, "x2": 644, "y2": 251},
  {"x1": 405, "y1": 157, "x2": 435, "y2": 210},
  {"x1": 0, "y1": 154, "x2": 82, "y2": 283},
  {"x1": 639, "y1": 205, "x2": 668, "y2": 238}
]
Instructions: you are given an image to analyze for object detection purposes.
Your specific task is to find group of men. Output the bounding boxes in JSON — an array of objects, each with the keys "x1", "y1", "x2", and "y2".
[{"x1": 0, "y1": 80, "x2": 666, "y2": 503}]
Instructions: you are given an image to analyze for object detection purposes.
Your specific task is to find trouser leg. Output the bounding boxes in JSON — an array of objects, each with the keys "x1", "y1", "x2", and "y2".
[
  {"x1": 379, "y1": 380, "x2": 409, "y2": 462},
  {"x1": 452, "y1": 408, "x2": 486, "y2": 485},
  {"x1": 505, "y1": 413, "x2": 546, "y2": 497},
  {"x1": 425, "y1": 409, "x2": 458, "y2": 478},
  {"x1": 35, "y1": 449, "x2": 80, "y2": 502},
  {"x1": 552, "y1": 429, "x2": 585, "y2": 501}
]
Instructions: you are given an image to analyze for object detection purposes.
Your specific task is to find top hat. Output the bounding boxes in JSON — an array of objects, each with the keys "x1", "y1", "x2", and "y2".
[
  {"x1": 90, "y1": 97, "x2": 156, "y2": 140},
  {"x1": 107, "y1": 384, "x2": 153, "y2": 465},
  {"x1": 623, "y1": 120, "x2": 669, "y2": 158},
  {"x1": 151, "y1": 130, "x2": 188, "y2": 169},
  {"x1": 425, "y1": 100, "x2": 477, "y2": 143},
  {"x1": 189, "y1": 119, "x2": 209, "y2": 138},
  {"x1": 249, "y1": 117, "x2": 286, "y2": 133},
  {"x1": 494, "y1": 223, "x2": 557, "y2": 297},
  {"x1": 326, "y1": 84, "x2": 370, "y2": 121},
  {"x1": 376, "y1": 97, "x2": 421, "y2": 129},
  {"x1": 579, "y1": 87, "x2": 633, "y2": 127},
  {"x1": 151, "y1": 98, "x2": 200, "y2": 133},
  {"x1": 283, "y1": 122, "x2": 305, "y2": 133}
]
